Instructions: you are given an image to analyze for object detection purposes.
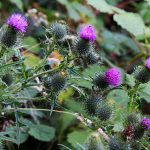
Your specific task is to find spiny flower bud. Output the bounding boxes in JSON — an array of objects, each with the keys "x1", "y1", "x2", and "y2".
[
  {"x1": 134, "y1": 66, "x2": 150, "y2": 83},
  {"x1": 44, "y1": 73, "x2": 66, "y2": 92},
  {"x1": 134, "y1": 58, "x2": 150, "y2": 83},
  {"x1": 104, "y1": 68, "x2": 122, "y2": 87},
  {"x1": 84, "y1": 134, "x2": 104, "y2": 150},
  {"x1": 93, "y1": 73, "x2": 108, "y2": 89},
  {"x1": 108, "y1": 137, "x2": 123, "y2": 150},
  {"x1": 1, "y1": 73, "x2": 13, "y2": 86},
  {"x1": 141, "y1": 118, "x2": 150, "y2": 131},
  {"x1": 7, "y1": 13, "x2": 28, "y2": 33},
  {"x1": 73, "y1": 37, "x2": 93, "y2": 55},
  {"x1": 127, "y1": 113, "x2": 139, "y2": 125},
  {"x1": 85, "y1": 51, "x2": 100, "y2": 65},
  {"x1": 96, "y1": 103, "x2": 112, "y2": 121},
  {"x1": 49, "y1": 22, "x2": 67, "y2": 40},
  {"x1": 80, "y1": 25, "x2": 96, "y2": 42},
  {"x1": 133, "y1": 125, "x2": 144, "y2": 140},
  {"x1": 85, "y1": 95, "x2": 101, "y2": 116},
  {"x1": 0, "y1": 13, "x2": 27, "y2": 49},
  {"x1": 0, "y1": 26, "x2": 17, "y2": 48}
]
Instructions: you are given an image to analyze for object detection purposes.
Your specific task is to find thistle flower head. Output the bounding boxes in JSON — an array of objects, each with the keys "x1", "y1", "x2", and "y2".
[
  {"x1": 141, "y1": 118, "x2": 150, "y2": 131},
  {"x1": 145, "y1": 57, "x2": 150, "y2": 69},
  {"x1": 7, "y1": 13, "x2": 28, "y2": 33},
  {"x1": 104, "y1": 68, "x2": 121, "y2": 87},
  {"x1": 80, "y1": 25, "x2": 96, "y2": 42}
]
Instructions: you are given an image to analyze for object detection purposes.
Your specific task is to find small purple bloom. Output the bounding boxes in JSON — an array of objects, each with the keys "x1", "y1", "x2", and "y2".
[
  {"x1": 7, "y1": 13, "x2": 28, "y2": 33},
  {"x1": 104, "y1": 68, "x2": 121, "y2": 87},
  {"x1": 80, "y1": 25, "x2": 96, "y2": 42},
  {"x1": 141, "y1": 118, "x2": 150, "y2": 131},
  {"x1": 145, "y1": 57, "x2": 150, "y2": 69}
]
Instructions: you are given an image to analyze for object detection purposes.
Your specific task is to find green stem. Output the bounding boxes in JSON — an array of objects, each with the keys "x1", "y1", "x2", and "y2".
[
  {"x1": 4, "y1": 108, "x2": 77, "y2": 117},
  {"x1": 14, "y1": 97, "x2": 46, "y2": 101},
  {"x1": 25, "y1": 63, "x2": 64, "y2": 83},
  {"x1": 128, "y1": 82, "x2": 140, "y2": 112}
]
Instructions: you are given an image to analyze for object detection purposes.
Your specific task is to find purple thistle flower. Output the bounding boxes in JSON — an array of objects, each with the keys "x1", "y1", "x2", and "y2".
[
  {"x1": 80, "y1": 25, "x2": 96, "y2": 42},
  {"x1": 141, "y1": 118, "x2": 150, "y2": 131},
  {"x1": 145, "y1": 57, "x2": 150, "y2": 69},
  {"x1": 7, "y1": 13, "x2": 28, "y2": 33},
  {"x1": 104, "y1": 68, "x2": 121, "y2": 87}
]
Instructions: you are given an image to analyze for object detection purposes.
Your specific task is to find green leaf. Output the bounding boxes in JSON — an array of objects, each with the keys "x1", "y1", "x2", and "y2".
[
  {"x1": 18, "y1": 87, "x2": 39, "y2": 98},
  {"x1": 88, "y1": 0, "x2": 145, "y2": 36},
  {"x1": 57, "y1": 0, "x2": 80, "y2": 21},
  {"x1": 70, "y1": 64, "x2": 104, "y2": 89},
  {"x1": 113, "y1": 122, "x2": 124, "y2": 132},
  {"x1": 114, "y1": 13, "x2": 145, "y2": 36},
  {"x1": 19, "y1": 117, "x2": 34, "y2": 126},
  {"x1": 82, "y1": 64, "x2": 105, "y2": 78},
  {"x1": 9, "y1": 0, "x2": 23, "y2": 10},
  {"x1": 59, "y1": 114, "x2": 75, "y2": 132},
  {"x1": 102, "y1": 30, "x2": 140, "y2": 54},
  {"x1": 73, "y1": 79, "x2": 93, "y2": 89},
  {"x1": 28, "y1": 125, "x2": 55, "y2": 142},
  {"x1": 72, "y1": 2, "x2": 94, "y2": 18},
  {"x1": 88, "y1": 0, "x2": 124, "y2": 14},
  {"x1": 67, "y1": 5, "x2": 80, "y2": 21},
  {"x1": 64, "y1": 99, "x2": 86, "y2": 115},
  {"x1": 57, "y1": 0, "x2": 94, "y2": 20},
  {"x1": 138, "y1": 83, "x2": 150, "y2": 102},
  {"x1": 24, "y1": 53, "x2": 41, "y2": 68},
  {"x1": 5, "y1": 126, "x2": 28, "y2": 144},
  {"x1": 125, "y1": 74, "x2": 136, "y2": 87},
  {"x1": 23, "y1": 37, "x2": 40, "y2": 53},
  {"x1": 67, "y1": 130, "x2": 91, "y2": 147},
  {"x1": 107, "y1": 89, "x2": 129, "y2": 108}
]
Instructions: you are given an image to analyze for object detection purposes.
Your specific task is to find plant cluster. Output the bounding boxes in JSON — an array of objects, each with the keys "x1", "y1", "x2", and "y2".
[{"x1": 0, "y1": 11, "x2": 150, "y2": 150}]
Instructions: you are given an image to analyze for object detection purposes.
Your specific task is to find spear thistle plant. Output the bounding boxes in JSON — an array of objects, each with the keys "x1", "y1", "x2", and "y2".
[{"x1": 0, "y1": 13, "x2": 150, "y2": 150}]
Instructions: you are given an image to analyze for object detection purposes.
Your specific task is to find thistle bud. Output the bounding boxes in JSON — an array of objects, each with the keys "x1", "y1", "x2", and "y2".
[
  {"x1": 73, "y1": 37, "x2": 93, "y2": 55},
  {"x1": 49, "y1": 22, "x2": 67, "y2": 40},
  {"x1": 134, "y1": 58, "x2": 150, "y2": 83},
  {"x1": 133, "y1": 125, "x2": 144, "y2": 140},
  {"x1": 0, "y1": 13, "x2": 28, "y2": 48},
  {"x1": 44, "y1": 73, "x2": 66, "y2": 92},
  {"x1": 85, "y1": 51, "x2": 100, "y2": 65},
  {"x1": 127, "y1": 113, "x2": 139, "y2": 125},
  {"x1": 84, "y1": 134, "x2": 104, "y2": 150},
  {"x1": 108, "y1": 137, "x2": 123, "y2": 150},
  {"x1": 85, "y1": 95, "x2": 102, "y2": 116},
  {"x1": 134, "y1": 67, "x2": 150, "y2": 83},
  {"x1": 96, "y1": 103, "x2": 112, "y2": 121},
  {"x1": 2, "y1": 73, "x2": 13, "y2": 86},
  {"x1": 93, "y1": 73, "x2": 108, "y2": 89}
]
